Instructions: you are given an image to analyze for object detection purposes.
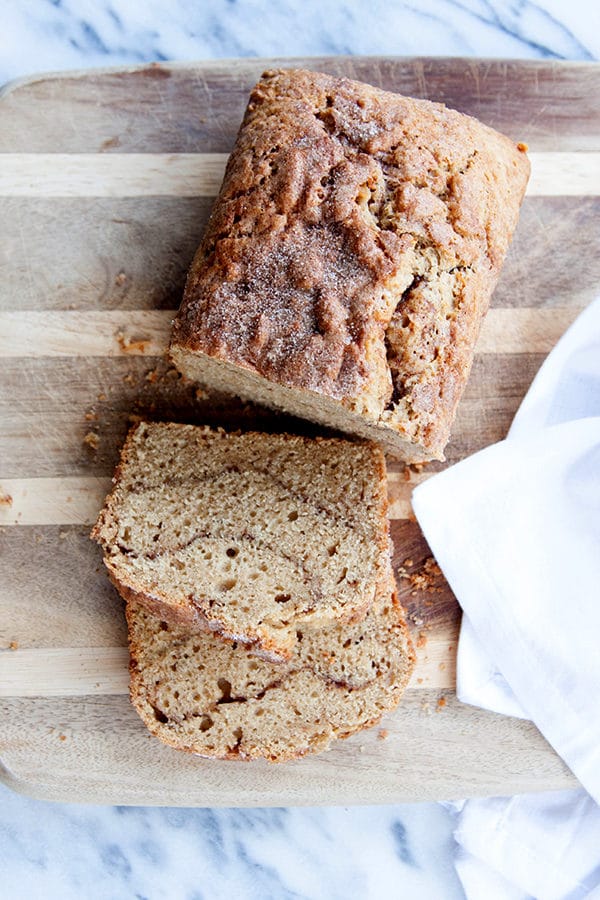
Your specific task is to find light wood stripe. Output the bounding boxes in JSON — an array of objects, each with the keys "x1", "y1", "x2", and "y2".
[
  {"x1": 0, "y1": 153, "x2": 229, "y2": 197},
  {"x1": 0, "y1": 310, "x2": 172, "y2": 358},
  {"x1": 475, "y1": 307, "x2": 580, "y2": 353},
  {"x1": 0, "y1": 307, "x2": 580, "y2": 359},
  {"x1": 0, "y1": 152, "x2": 598, "y2": 197},
  {"x1": 0, "y1": 307, "x2": 581, "y2": 359},
  {"x1": 0, "y1": 471, "x2": 420, "y2": 526},
  {"x1": 0, "y1": 477, "x2": 111, "y2": 526},
  {"x1": 0, "y1": 637, "x2": 454, "y2": 696},
  {"x1": 0, "y1": 648, "x2": 130, "y2": 697},
  {"x1": 526, "y1": 152, "x2": 600, "y2": 196}
]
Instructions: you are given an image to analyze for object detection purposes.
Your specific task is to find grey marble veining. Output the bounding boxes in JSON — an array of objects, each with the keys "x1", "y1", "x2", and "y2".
[
  {"x1": 0, "y1": 783, "x2": 464, "y2": 899},
  {"x1": 1, "y1": 0, "x2": 597, "y2": 897},
  {"x1": 1, "y1": 0, "x2": 597, "y2": 87}
]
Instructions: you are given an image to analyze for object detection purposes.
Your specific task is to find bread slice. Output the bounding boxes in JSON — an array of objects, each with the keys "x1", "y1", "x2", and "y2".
[
  {"x1": 92, "y1": 421, "x2": 393, "y2": 661},
  {"x1": 170, "y1": 68, "x2": 530, "y2": 463},
  {"x1": 125, "y1": 573, "x2": 415, "y2": 761}
]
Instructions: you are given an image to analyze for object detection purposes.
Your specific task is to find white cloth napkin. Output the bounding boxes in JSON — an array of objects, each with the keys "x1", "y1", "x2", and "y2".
[
  {"x1": 411, "y1": 297, "x2": 600, "y2": 899},
  {"x1": 458, "y1": 297, "x2": 600, "y2": 722}
]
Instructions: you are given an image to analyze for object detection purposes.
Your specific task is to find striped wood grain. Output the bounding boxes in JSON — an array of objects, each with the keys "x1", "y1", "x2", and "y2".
[{"x1": 2, "y1": 57, "x2": 595, "y2": 804}]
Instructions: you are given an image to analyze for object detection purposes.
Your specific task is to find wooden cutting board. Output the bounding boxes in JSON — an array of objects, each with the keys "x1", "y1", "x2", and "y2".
[{"x1": 1, "y1": 57, "x2": 599, "y2": 806}]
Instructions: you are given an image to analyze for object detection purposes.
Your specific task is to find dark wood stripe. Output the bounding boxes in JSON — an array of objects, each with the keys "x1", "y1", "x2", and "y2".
[
  {"x1": 0, "y1": 353, "x2": 546, "y2": 478},
  {"x1": 0, "y1": 196, "x2": 213, "y2": 311},
  {"x1": 494, "y1": 196, "x2": 600, "y2": 309},
  {"x1": 3, "y1": 196, "x2": 598, "y2": 312},
  {"x1": 0, "y1": 519, "x2": 454, "y2": 645},
  {"x1": 2, "y1": 59, "x2": 600, "y2": 154},
  {"x1": 0, "y1": 525, "x2": 126, "y2": 648}
]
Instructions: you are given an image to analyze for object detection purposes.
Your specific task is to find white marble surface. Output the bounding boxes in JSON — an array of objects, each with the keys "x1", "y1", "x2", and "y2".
[
  {"x1": 0, "y1": 787, "x2": 464, "y2": 898},
  {"x1": 1, "y1": 1, "x2": 597, "y2": 898},
  {"x1": 1, "y1": 0, "x2": 599, "y2": 87}
]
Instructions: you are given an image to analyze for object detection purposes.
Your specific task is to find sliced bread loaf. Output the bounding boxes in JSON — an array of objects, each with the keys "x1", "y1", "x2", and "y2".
[
  {"x1": 92, "y1": 421, "x2": 392, "y2": 661},
  {"x1": 126, "y1": 572, "x2": 414, "y2": 761}
]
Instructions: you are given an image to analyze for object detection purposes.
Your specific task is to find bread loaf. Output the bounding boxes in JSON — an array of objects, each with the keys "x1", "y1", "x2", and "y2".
[
  {"x1": 170, "y1": 68, "x2": 530, "y2": 462},
  {"x1": 92, "y1": 421, "x2": 393, "y2": 661}
]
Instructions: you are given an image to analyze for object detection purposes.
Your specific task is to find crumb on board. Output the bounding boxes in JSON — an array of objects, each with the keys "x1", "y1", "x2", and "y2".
[
  {"x1": 401, "y1": 462, "x2": 427, "y2": 482},
  {"x1": 402, "y1": 463, "x2": 427, "y2": 481},
  {"x1": 59, "y1": 530, "x2": 68, "y2": 540},
  {"x1": 416, "y1": 677, "x2": 423, "y2": 684},
  {"x1": 123, "y1": 373, "x2": 136, "y2": 385},
  {"x1": 398, "y1": 556, "x2": 443, "y2": 595},
  {"x1": 83, "y1": 431, "x2": 100, "y2": 451},
  {"x1": 195, "y1": 387, "x2": 208, "y2": 401},
  {"x1": 116, "y1": 330, "x2": 151, "y2": 354},
  {"x1": 97, "y1": 392, "x2": 107, "y2": 402},
  {"x1": 9, "y1": 641, "x2": 19, "y2": 651},
  {"x1": 84, "y1": 410, "x2": 98, "y2": 422},
  {"x1": 59, "y1": 734, "x2": 67, "y2": 742},
  {"x1": 145, "y1": 368, "x2": 159, "y2": 384},
  {"x1": 377, "y1": 729, "x2": 388, "y2": 740},
  {"x1": 420, "y1": 700, "x2": 432, "y2": 715},
  {"x1": 436, "y1": 697, "x2": 447, "y2": 712},
  {"x1": 416, "y1": 631, "x2": 428, "y2": 649},
  {"x1": 114, "y1": 271, "x2": 127, "y2": 286},
  {"x1": 0, "y1": 493, "x2": 13, "y2": 507},
  {"x1": 517, "y1": 141, "x2": 529, "y2": 153}
]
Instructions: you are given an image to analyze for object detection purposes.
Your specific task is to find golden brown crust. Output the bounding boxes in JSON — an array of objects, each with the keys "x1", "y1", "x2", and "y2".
[
  {"x1": 107, "y1": 569, "x2": 296, "y2": 664},
  {"x1": 171, "y1": 68, "x2": 530, "y2": 460}
]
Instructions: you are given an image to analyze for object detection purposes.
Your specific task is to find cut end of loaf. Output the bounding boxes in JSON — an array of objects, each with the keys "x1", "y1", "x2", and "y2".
[
  {"x1": 169, "y1": 344, "x2": 443, "y2": 463},
  {"x1": 171, "y1": 68, "x2": 530, "y2": 463},
  {"x1": 92, "y1": 421, "x2": 394, "y2": 660}
]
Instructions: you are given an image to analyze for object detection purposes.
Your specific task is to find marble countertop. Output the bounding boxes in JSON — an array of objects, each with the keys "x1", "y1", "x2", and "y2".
[
  {"x1": 1, "y1": 0, "x2": 599, "y2": 88},
  {"x1": 1, "y1": 1, "x2": 597, "y2": 898}
]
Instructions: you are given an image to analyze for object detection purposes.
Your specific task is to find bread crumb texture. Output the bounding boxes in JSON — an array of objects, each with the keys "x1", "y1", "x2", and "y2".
[
  {"x1": 126, "y1": 575, "x2": 414, "y2": 761},
  {"x1": 172, "y1": 68, "x2": 530, "y2": 461},
  {"x1": 92, "y1": 421, "x2": 394, "y2": 661}
]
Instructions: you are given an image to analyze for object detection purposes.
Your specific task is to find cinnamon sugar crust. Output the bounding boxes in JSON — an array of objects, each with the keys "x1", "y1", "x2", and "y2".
[{"x1": 171, "y1": 68, "x2": 530, "y2": 461}]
